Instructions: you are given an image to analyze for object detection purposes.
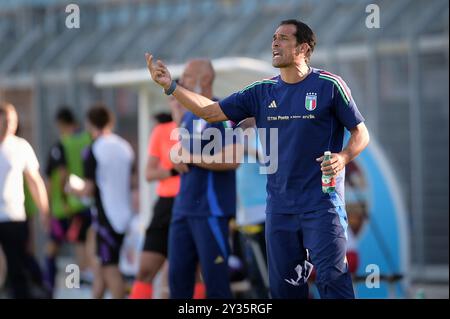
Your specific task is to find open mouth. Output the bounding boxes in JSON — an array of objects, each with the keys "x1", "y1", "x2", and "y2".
[{"x1": 272, "y1": 51, "x2": 281, "y2": 58}]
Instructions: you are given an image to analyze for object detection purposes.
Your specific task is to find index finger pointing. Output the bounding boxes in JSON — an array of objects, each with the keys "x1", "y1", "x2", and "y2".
[{"x1": 145, "y1": 53, "x2": 153, "y2": 69}]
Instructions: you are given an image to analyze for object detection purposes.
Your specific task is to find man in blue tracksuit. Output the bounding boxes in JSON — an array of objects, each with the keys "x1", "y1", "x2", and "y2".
[
  {"x1": 146, "y1": 19, "x2": 369, "y2": 299},
  {"x1": 167, "y1": 59, "x2": 241, "y2": 299}
]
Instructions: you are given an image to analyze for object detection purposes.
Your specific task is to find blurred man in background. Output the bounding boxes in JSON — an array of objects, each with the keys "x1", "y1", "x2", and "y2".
[
  {"x1": 129, "y1": 106, "x2": 181, "y2": 299},
  {"x1": 43, "y1": 107, "x2": 93, "y2": 296},
  {"x1": 68, "y1": 104, "x2": 134, "y2": 298},
  {"x1": 167, "y1": 59, "x2": 242, "y2": 299},
  {"x1": 0, "y1": 102, "x2": 49, "y2": 298}
]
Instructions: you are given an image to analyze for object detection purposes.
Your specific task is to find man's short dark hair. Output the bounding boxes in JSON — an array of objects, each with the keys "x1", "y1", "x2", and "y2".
[
  {"x1": 87, "y1": 103, "x2": 114, "y2": 130},
  {"x1": 279, "y1": 19, "x2": 317, "y2": 63},
  {"x1": 55, "y1": 106, "x2": 76, "y2": 125},
  {"x1": 154, "y1": 112, "x2": 173, "y2": 124}
]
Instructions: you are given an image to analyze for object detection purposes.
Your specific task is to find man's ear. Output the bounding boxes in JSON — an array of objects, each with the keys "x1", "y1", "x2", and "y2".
[{"x1": 300, "y1": 43, "x2": 310, "y2": 55}]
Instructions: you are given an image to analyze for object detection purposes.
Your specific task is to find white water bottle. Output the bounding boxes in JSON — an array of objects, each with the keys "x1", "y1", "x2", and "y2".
[{"x1": 321, "y1": 151, "x2": 336, "y2": 193}]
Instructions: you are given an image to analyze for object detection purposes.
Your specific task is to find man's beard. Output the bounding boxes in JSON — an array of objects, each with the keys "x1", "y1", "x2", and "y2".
[
  {"x1": 272, "y1": 61, "x2": 290, "y2": 68},
  {"x1": 272, "y1": 57, "x2": 292, "y2": 68}
]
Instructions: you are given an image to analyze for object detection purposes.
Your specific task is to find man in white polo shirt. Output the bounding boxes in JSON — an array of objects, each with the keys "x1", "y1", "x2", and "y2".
[{"x1": 0, "y1": 101, "x2": 49, "y2": 298}]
